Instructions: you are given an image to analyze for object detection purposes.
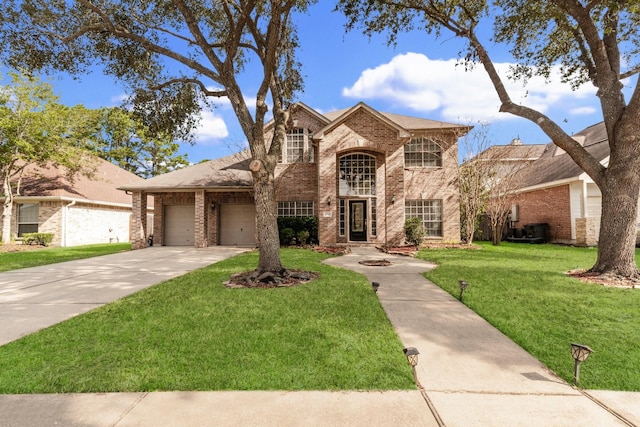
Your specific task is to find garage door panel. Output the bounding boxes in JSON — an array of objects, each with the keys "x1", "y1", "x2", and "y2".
[
  {"x1": 164, "y1": 205, "x2": 195, "y2": 246},
  {"x1": 220, "y1": 204, "x2": 256, "y2": 246}
]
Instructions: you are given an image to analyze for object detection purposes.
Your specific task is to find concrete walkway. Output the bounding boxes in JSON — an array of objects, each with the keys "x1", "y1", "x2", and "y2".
[{"x1": 0, "y1": 246, "x2": 638, "y2": 426}]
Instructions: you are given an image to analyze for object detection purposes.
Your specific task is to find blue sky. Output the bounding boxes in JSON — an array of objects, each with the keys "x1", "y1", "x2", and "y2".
[{"x1": 6, "y1": 2, "x2": 614, "y2": 164}]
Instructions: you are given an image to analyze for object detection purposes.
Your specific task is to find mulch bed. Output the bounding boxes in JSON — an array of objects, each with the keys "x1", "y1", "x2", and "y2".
[
  {"x1": 567, "y1": 269, "x2": 640, "y2": 289},
  {"x1": 224, "y1": 269, "x2": 319, "y2": 289},
  {"x1": 0, "y1": 243, "x2": 46, "y2": 253}
]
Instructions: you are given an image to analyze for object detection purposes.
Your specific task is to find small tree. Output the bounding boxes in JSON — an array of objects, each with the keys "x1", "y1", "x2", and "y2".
[{"x1": 0, "y1": 72, "x2": 97, "y2": 244}]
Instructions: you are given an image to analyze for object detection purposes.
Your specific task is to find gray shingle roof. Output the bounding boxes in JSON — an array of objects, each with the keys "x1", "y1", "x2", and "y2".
[
  {"x1": 119, "y1": 151, "x2": 252, "y2": 191},
  {"x1": 516, "y1": 122, "x2": 609, "y2": 189}
]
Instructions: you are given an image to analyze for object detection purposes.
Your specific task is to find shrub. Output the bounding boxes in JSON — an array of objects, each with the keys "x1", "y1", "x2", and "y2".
[
  {"x1": 404, "y1": 217, "x2": 425, "y2": 246},
  {"x1": 279, "y1": 228, "x2": 296, "y2": 246},
  {"x1": 22, "y1": 233, "x2": 55, "y2": 246},
  {"x1": 277, "y1": 216, "x2": 318, "y2": 245},
  {"x1": 297, "y1": 230, "x2": 310, "y2": 245}
]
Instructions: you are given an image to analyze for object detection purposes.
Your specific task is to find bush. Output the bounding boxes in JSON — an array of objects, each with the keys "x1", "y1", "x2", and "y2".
[
  {"x1": 277, "y1": 216, "x2": 318, "y2": 246},
  {"x1": 297, "y1": 230, "x2": 310, "y2": 245},
  {"x1": 22, "y1": 233, "x2": 54, "y2": 246},
  {"x1": 279, "y1": 228, "x2": 296, "y2": 246},
  {"x1": 404, "y1": 217, "x2": 425, "y2": 246}
]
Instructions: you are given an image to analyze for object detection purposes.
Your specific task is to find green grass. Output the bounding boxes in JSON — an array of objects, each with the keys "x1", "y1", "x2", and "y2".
[
  {"x1": 0, "y1": 249, "x2": 413, "y2": 393},
  {"x1": 0, "y1": 243, "x2": 132, "y2": 272},
  {"x1": 419, "y1": 242, "x2": 640, "y2": 391}
]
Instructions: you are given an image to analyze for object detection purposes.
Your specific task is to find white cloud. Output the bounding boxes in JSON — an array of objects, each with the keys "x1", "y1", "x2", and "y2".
[
  {"x1": 193, "y1": 107, "x2": 229, "y2": 145},
  {"x1": 343, "y1": 52, "x2": 597, "y2": 123},
  {"x1": 110, "y1": 93, "x2": 129, "y2": 105}
]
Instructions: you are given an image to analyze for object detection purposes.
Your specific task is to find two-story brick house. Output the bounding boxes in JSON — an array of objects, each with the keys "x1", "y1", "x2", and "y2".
[{"x1": 121, "y1": 102, "x2": 470, "y2": 249}]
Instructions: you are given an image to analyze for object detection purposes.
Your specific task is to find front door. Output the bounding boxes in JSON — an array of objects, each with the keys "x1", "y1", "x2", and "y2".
[{"x1": 349, "y1": 200, "x2": 367, "y2": 241}]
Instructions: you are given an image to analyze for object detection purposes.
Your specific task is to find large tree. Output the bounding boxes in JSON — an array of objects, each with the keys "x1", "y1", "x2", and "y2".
[
  {"x1": 0, "y1": 0, "x2": 313, "y2": 274},
  {"x1": 338, "y1": 0, "x2": 640, "y2": 278},
  {"x1": 0, "y1": 72, "x2": 97, "y2": 244}
]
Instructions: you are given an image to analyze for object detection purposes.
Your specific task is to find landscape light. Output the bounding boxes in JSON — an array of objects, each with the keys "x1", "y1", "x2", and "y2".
[
  {"x1": 570, "y1": 343, "x2": 593, "y2": 386},
  {"x1": 458, "y1": 280, "x2": 469, "y2": 301},
  {"x1": 371, "y1": 282, "x2": 380, "y2": 293},
  {"x1": 403, "y1": 347, "x2": 420, "y2": 386}
]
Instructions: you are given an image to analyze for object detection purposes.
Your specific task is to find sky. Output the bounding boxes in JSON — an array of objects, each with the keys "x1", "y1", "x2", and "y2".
[{"x1": 4, "y1": 2, "x2": 621, "y2": 164}]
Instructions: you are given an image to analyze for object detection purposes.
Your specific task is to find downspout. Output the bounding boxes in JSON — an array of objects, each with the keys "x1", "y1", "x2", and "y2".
[{"x1": 62, "y1": 200, "x2": 76, "y2": 247}]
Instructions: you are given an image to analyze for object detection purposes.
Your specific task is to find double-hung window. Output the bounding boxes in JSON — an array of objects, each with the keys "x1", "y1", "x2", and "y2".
[
  {"x1": 405, "y1": 200, "x2": 443, "y2": 237},
  {"x1": 17, "y1": 203, "x2": 39, "y2": 236},
  {"x1": 404, "y1": 137, "x2": 442, "y2": 167},
  {"x1": 282, "y1": 128, "x2": 314, "y2": 163}
]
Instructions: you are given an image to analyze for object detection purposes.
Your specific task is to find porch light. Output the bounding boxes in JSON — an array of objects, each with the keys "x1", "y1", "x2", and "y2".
[
  {"x1": 371, "y1": 281, "x2": 380, "y2": 292},
  {"x1": 327, "y1": 196, "x2": 331, "y2": 206},
  {"x1": 571, "y1": 343, "x2": 593, "y2": 386},
  {"x1": 210, "y1": 202, "x2": 216, "y2": 210},
  {"x1": 458, "y1": 280, "x2": 469, "y2": 301},
  {"x1": 391, "y1": 195, "x2": 396, "y2": 204}
]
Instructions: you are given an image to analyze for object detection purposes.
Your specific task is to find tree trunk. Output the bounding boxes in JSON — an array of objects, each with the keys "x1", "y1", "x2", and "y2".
[
  {"x1": 251, "y1": 160, "x2": 284, "y2": 276},
  {"x1": 590, "y1": 125, "x2": 640, "y2": 277},
  {"x1": 2, "y1": 175, "x2": 13, "y2": 244}
]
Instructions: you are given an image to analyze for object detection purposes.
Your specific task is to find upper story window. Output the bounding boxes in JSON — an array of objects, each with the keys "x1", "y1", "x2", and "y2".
[
  {"x1": 339, "y1": 153, "x2": 376, "y2": 196},
  {"x1": 281, "y1": 128, "x2": 314, "y2": 164},
  {"x1": 404, "y1": 137, "x2": 442, "y2": 167}
]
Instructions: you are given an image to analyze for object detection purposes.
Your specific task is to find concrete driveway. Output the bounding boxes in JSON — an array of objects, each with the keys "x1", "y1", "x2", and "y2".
[{"x1": 0, "y1": 246, "x2": 249, "y2": 346}]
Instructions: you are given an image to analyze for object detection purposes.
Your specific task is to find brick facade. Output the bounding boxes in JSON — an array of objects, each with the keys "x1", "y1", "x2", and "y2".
[
  {"x1": 126, "y1": 102, "x2": 467, "y2": 248},
  {"x1": 513, "y1": 185, "x2": 572, "y2": 243}
]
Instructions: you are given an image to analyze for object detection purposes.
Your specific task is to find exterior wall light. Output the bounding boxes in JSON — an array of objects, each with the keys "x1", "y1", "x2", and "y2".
[
  {"x1": 571, "y1": 343, "x2": 593, "y2": 386},
  {"x1": 327, "y1": 196, "x2": 331, "y2": 206},
  {"x1": 210, "y1": 202, "x2": 216, "y2": 210},
  {"x1": 458, "y1": 280, "x2": 469, "y2": 301},
  {"x1": 391, "y1": 195, "x2": 396, "y2": 204}
]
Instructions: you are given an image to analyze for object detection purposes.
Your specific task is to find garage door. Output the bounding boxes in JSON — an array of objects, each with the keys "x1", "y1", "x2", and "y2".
[
  {"x1": 164, "y1": 205, "x2": 195, "y2": 246},
  {"x1": 219, "y1": 204, "x2": 256, "y2": 246}
]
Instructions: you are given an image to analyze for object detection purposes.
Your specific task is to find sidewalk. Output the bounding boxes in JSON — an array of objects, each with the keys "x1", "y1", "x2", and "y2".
[
  {"x1": 0, "y1": 246, "x2": 638, "y2": 426},
  {"x1": 325, "y1": 247, "x2": 639, "y2": 426}
]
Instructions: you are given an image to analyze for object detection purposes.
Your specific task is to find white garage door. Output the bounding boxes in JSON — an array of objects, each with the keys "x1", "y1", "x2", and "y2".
[
  {"x1": 164, "y1": 205, "x2": 195, "y2": 246},
  {"x1": 219, "y1": 204, "x2": 256, "y2": 246}
]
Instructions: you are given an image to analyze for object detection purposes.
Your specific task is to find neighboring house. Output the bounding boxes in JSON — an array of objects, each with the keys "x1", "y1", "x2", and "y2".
[
  {"x1": 503, "y1": 122, "x2": 636, "y2": 246},
  {"x1": 1, "y1": 157, "x2": 152, "y2": 246},
  {"x1": 120, "y1": 102, "x2": 471, "y2": 249}
]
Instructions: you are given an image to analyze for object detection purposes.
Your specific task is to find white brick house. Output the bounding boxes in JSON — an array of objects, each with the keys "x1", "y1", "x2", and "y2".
[
  {"x1": 2, "y1": 157, "x2": 151, "y2": 246},
  {"x1": 122, "y1": 102, "x2": 470, "y2": 249}
]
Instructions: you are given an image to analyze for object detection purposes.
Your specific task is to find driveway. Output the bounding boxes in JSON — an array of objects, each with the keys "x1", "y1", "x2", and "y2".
[{"x1": 0, "y1": 246, "x2": 249, "y2": 346}]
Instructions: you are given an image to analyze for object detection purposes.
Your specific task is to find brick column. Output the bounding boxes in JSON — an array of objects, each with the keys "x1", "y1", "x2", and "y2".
[
  {"x1": 131, "y1": 191, "x2": 148, "y2": 249},
  {"x1": 195, "y1": 190, "x2": 207, "y2": 248}
]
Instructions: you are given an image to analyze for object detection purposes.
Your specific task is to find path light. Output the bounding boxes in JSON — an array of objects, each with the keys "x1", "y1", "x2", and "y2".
[
  {"x1": 403, "y1": 347, "x2": 420, "y2": 386},
  {"x1": 371, "y1": 282, "x2": 380, "y2": 293},
  {"x1": 571, "y1": 343, "x2": 594, "y2": 386},
  {"x1": 458, "y1": 280, "x2": 469, "y2": 301}
]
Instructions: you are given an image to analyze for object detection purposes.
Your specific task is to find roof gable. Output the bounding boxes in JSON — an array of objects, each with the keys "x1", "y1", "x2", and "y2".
[{"x1": 314, "y1": 102, "x2": 411, "y2": 139}]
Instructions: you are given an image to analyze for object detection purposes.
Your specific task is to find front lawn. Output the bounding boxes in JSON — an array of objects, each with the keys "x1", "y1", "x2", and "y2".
[
  {"x1": 419, "y1": 242, "x2": 640, "y2": 391},
  {"x1": 0, "y1": 243, "x2": 131, "y2": 272},
  {"x1": 0, "y1": 249, "x2": 413, "y2": 393}
]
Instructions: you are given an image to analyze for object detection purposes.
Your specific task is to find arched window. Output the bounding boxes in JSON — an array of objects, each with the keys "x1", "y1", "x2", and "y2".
[
  {"x1": 339, "y1": 153, "x2": 376, "y2": 196},
  {"x1": 404, "y1": 137, "x2": 442, "y2": 167}
]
